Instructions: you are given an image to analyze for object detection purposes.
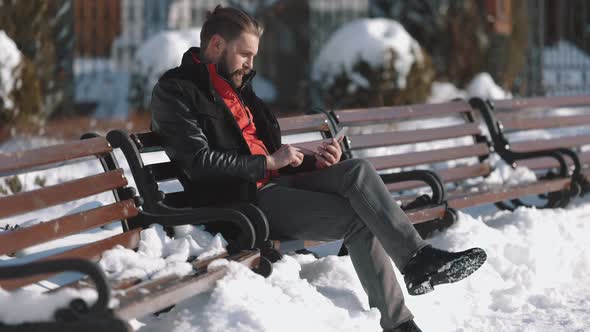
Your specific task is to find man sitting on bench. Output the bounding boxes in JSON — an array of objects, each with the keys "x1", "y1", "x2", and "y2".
[{"x1": 149, "y1": 5, "x2": 487, "y2": 332}]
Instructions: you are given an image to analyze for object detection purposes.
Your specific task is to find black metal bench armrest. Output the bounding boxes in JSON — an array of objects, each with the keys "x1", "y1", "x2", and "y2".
[
  {"x1": 469, "y1": 97, "x2": 578, "y2": 179},
  {"x1": 505, "y1": 149, "x2": 570, "y2": 177},
  {"x1": 380, "y1": 169, "x2": 446, "y2": 205},
  {"x1": 220, "y1": 203, "x2": 270, "y2": 248},
  {"x1": 0, "y1": 259, "x2": 110, "y2": 314}
]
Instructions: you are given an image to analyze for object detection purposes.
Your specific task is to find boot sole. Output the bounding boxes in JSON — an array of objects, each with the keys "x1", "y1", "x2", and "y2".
[{"x1": 407, "y1": 248, "x2": 487, "y2": 296}]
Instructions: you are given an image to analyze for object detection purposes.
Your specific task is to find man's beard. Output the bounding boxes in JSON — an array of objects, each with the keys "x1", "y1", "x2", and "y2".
[{"x1": 218, "y1": 50, "x2": 249, "y2": 88}]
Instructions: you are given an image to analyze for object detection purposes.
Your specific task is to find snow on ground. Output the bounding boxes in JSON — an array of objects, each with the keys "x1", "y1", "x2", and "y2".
[
  {"x1": 313, "y1": 18, "x2": 423, "y2": 90},
  {"x1": 2, "y1": 122, "x2": 590, "y2": 331},
  {"x1": 1, "y1": 70, "x2": 590, "y2": 330},
  {"x1": 0, "y1": 287, "x2": 98, "y2": 325},
  {"x1": 135, "y1": 201, "x2": 590, "y2": 332},
  {"x1": 0, "y1": 30, "x2": 21, "y2": 110}
]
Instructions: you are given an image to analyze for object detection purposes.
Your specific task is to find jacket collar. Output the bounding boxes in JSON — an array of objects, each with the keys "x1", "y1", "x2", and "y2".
[{"x1": 180, "y1": 47, "x2": 256, "y2": 93}]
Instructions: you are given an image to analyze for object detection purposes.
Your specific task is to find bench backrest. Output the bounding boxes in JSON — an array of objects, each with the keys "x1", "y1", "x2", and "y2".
[
  {"x1": 482, "y1": 96, "x2": 590, "y2": 170},
  {"x1": 333, "y1": 100, "x2": 492, "y2": 192},
  {"x1": 0, "y1": 137, "x2": 143, "y2": 291},
  {"x1": 106, "y1": 112, "x2": 338, "y2": 211}
]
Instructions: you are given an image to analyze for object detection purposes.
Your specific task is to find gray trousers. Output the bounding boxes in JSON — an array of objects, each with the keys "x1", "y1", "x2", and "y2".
[{"x1": 256, "y1": 158, "x2": 429, "y2": 329}]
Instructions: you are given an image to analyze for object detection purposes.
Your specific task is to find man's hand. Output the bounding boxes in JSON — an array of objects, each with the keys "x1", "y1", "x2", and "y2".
[
  {"x1": 266, "y1": 144, "x2": 304, "y2": 170},
  {"x1": 315, "y1": 138, "x2": 342, "y2": 169}
]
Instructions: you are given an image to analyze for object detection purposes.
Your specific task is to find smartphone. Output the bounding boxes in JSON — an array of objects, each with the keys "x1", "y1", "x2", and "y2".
[
  {"x1": 293, "y1": 127, "x2": 349, "y2": 153},
  {"x1": 333, "y1": 126, "x2": 349, "y2": 142}
]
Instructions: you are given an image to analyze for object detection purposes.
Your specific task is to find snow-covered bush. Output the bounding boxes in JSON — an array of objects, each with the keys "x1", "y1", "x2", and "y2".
[
  {"x1": 0, "y1": 30, "x2": 44, "y2": 128},
  {"x1": 313, "y1": 18, "x2": 435, "y2": 109},
  {"x1": 374, "y1": 0, "x2": 528, "y2": 94},
  {"x1": 0, "y1": 30, "x2": 22, "y2": 121},
  {"x1": 131, "y1": 27, "x2": 277, "y2": 110},
  {"x1": 428, "y1": 73, "x2": 512, "y2": 104},
  {"x1": 131, "y1": 28, "x2": 202, "y2": 109}
]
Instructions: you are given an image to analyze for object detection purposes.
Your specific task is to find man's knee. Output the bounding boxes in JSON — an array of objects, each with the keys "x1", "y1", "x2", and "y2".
[
  {"x1": 340, "y1": 158, "x2": 374, "y2": 173},
  {"x1": 339, "y1": 158, "x2": 376, "y2": 184}
]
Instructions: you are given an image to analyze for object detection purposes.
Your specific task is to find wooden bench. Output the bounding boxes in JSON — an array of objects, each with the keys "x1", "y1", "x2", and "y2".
[
  {"x1": 105, "y1": 111, "x2": 453, "y2": 255},
  {"x1": 330, "y1": 100, "x2": 581, "y2": 211},
  {"x1": 470, "y1": 96, "x2": 590, "y2": 194},
  {"x1": 0, "y1": 136, "x2": 267, "y2": 330}
]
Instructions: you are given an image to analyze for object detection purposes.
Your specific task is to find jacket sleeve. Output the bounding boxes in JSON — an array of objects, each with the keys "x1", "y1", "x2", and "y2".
[
  {"x1": 245, "y1": 89, "x2": 319, "y2": 175},
  {"x1": 150, "y1": 80, "x2": 267, "y2": 183},
  {"x1": 279, "y1": 154, "x2": 317, "y2": 175}
]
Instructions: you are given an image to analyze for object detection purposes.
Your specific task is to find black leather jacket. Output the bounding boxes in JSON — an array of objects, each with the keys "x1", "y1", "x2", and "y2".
[{"x1": 150, "y1": 47, "x2": 316, "y2": 207}]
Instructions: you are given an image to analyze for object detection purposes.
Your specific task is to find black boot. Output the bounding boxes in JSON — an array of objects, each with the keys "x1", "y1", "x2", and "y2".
[
  {"x1": 383, "y1": 320, "x2": 422, "y2": 332},
  {"x1": 402, "y1": 245, "x2": 487, "y2": 296}
]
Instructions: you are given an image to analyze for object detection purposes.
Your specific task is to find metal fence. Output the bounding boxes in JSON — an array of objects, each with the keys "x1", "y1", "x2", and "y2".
[
  {"x1": 526, "y1": 0, "x2": 590, "y2": 96},
  {"x1": 69, "y1": 0, "x2": 590, "y2": 118}
]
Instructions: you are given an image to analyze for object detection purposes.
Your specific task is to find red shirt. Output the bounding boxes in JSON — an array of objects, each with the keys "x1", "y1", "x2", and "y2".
[{"x1": 193, "y1": 53, "x2": 275, "y2": 188}]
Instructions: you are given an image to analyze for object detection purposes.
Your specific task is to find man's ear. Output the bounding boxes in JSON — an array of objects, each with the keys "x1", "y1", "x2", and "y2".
[{"x1": 210, "y1": 34, "x2": 226, "y2": 54}]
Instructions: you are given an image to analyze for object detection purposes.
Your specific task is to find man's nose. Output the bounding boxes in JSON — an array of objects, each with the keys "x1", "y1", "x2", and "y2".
[{"x1": 245, "y1": 57, "x2": 254, "y2": 70}]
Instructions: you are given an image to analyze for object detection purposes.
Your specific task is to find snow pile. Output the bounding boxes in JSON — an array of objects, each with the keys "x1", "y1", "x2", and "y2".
[
  {"x1": 483, "y1": 164, "x2": 538, "y2": 189},
  {"x1": 136, "y1": 203, "x2": 590, "y2": 332},
  {"x1": 134, "y1": 28, "x2": 201, "y2": 101},
  {"x1": 466, "y1": 72, "x2": 512, "y2": 100},
  {"x1": 0, "y1": 287, "x2": 97, "y2": 325},
  {"x1": 313, "y1": 18, "x2": 423, "y2": 89},
  {"x1": 138, "y1": 254, "x2": 381, "y2": 332},
  {"x1": 99, "y1": 224, "x2": 227, "y2": 281},
  {"x1": 426, "y1": 81, "x2": 468, "y2": 103},
  {"x1": 428, "y1": 73, "x2": 512, "y2": 103},
  {"x1": 0, "y1": 30, "x2": 22, "y2": 110}
]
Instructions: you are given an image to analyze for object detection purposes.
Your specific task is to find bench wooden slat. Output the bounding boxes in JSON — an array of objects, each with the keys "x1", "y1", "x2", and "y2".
[
  {"x1": 0, "y1": 200, "x2": 139, "y2": 256},
  {"x1": 493, "y1": 95, "x2": 590, "y2": 110},
  {"x1": 406, "y1": 205, "x2": 447, "y2": 224},
  {"x1": 0, "y1": 169, "x2": 128, "y2": 220},
  {"x1": 0, "y1": 137, "x2": 112, "y2": 176},
  {"x1": 385, "y1": 164, "x2": 492, "y2": 192},
  {"x1": 516, "y1": 150, "x2": 590, "y2": 170},
  {"x1": 335, "y1": 101, "x2": 472, "y2": 125},
  {"x1": 448, "y1": 178, "x2": 571, "y2": 210},
  {"x1": 0, "y1": 228, "x2": 142, "y2": 291},
  {"x1": 349, "y1": 123, "x2": 481, "y2": 150},
  {"x1": 497, "y1": 114, "x2": 590, "y2": 131},
  {"x1": 100, "y1": 252, "x2": 230, "y2": 292},
  {"x1": 366, "y1": 143, "x2": 489, "y2": 170},
  {"x1": 115, "y1": 250, "x2": 259, "y2": 320},
  {"x1": 509, "y1": 134, "x2": 590, "y2": 152},
  {"x1": 278, "y1": 114, "x2": 330, "y2": 135}
]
